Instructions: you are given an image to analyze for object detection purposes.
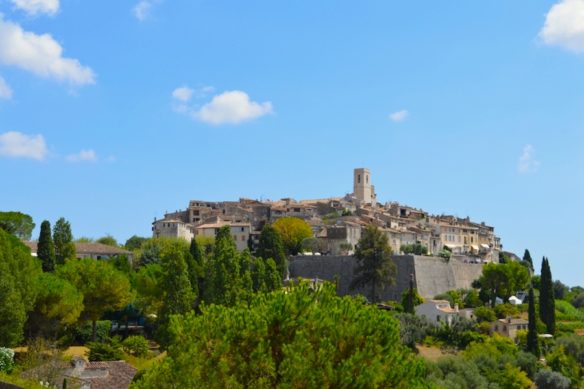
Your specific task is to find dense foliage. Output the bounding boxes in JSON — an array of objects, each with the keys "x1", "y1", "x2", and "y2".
[
  {"x1": 133, "y1": 283, "x2": 427, "y2": 388},
  {"x1": 272, "y1": 217, "x2": 313, "y2": 255},
  {"x1": 350, "y1": 225, "x2": 396, "y2": 302},
  {"x1": 0, "y1": 229, "x2": 42, "y2": 346},
  {"x1": 0, "y1": 211, "x2": 35, "y2": 240}
]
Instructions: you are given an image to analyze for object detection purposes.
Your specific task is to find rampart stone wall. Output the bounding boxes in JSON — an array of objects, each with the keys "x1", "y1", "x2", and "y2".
[{"x1": 288, "y1": 255, "x2": 484, "y2": 301}]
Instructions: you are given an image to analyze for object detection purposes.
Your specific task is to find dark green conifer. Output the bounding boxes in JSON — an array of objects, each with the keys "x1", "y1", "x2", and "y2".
[
  {"x1": 539, "y1": 257, "x2": 556, "y2": 334},
  {"x1": 37, "y1": 220, "x2": 56, "y2": 272},
  {"x1": 526, "y1": 287, "x2": 540, "y2": 356}
]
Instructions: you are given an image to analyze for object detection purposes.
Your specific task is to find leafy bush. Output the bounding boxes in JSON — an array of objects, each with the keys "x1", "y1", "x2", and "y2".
[
  {"x1": 534, "y1": 369, "x2": 571, "y2": 389},
  {"x1": 71, "y1": 321, "x2": 111, "y2": 344},
  {"x1": 87, "y1": 340, "x2": 124, "y2": 361},
  {"x1": 400, "y1": 242, "x2": 428, "y2": 255},
  {"x1": 571, "y1": 293, "x2": 584, "y2": 309},
  {"x1": 0, "y1": 347, "x2": 15, "y2": 373},
  {"x1": 515, "y1": 351, "x2": 539, "y2": 379},
  {"x1": 474, "y1": 306, "x2": 496, "y2": 323},
  {"x1": 555, "y1": 300, "x2": 584, "y2": 321},
  {"x1": 122, "y1": 336, "x2": 149, "y2": 358},
  {"x1": 494, "y1": 303, "x2": 519, "y2": 319},
  {"x1": 394, "y1": 313, "x2": 436, "y2": 348},
  {"x1": 555, "y1": 334, "x2": 584, "y2": 365}
]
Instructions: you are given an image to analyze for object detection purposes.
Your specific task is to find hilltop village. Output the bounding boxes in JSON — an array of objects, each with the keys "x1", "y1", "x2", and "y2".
[{"x1": 153, "y1": 168, "x2": 502, "y2": 262}]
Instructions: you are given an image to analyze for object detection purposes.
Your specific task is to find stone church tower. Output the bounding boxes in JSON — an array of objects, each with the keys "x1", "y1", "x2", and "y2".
[{"x1": 353, "y1": 168, "x2": 376, "y2": 205}]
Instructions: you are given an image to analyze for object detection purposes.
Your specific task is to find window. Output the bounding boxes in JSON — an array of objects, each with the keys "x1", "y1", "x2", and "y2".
[
  {"x1": 436, "y1": 315, "x2": 441, "y2": 322},
  {"x1": 366, "y1": 175, "x2": 369, "y2": 184},
  {"x1": 358, "y1": 174, "x2": 361, "y2": 183}
]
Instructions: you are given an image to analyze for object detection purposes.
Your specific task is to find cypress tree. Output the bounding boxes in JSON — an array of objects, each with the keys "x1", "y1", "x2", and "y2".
[
  {"x1": 37, "y1": 220, "x2": 56, "y2": 272},
  {"x1": 404, "y1": 274, "x2": 415, "y2": 314},
  {"x1": 539, "y1": 257, "x2": 556, "y2": 334},
  {"x1": 257, "y1": 224, "x2": 287, "y2": 279},
  {"x1": 523, "y1": 249, "x2": 533, "y2": 270},
  {"x1": 526, "y1": 287, "x2": 540, "y2": 356}
]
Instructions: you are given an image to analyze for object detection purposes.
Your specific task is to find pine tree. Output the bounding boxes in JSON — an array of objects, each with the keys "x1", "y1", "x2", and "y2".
[
  {"x1": 37, "y1": 220, "x2": 56, "y2": 272},
  {"x1": 350, "y1": 225, "x2": 396, "y2": 303},
  {"x1": 53, "y1": 218, "x2": 76, "y2": 264},
  {"x1": 257, "y1": 224, "x2": 287, "y2": 279},
  {"x1": 204, "y1": 226, "x2": 240, "y2": 306},
  {"x1": 539, "y1": 257, "x2": 556, "y2": 334},
  {"x1": 526, "y1": 287, "x2": 540, "y2": 356}
]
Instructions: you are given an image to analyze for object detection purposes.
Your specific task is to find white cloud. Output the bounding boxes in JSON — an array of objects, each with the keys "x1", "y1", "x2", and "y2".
[
  {"x1": 0, "y1": 15, "x2": 95, "y2": 85},
  {"x1": 11, "y1": 0, "x2": 59, "y2": 16},
  {"x1": 518, "y1": 144, "x2": 540, "y2": 174},
  {"x1": 193, "y1": 90, "x2": 273, "y2": 125},
  {"x1": 66, "y1": 149, "x2": 97, "y2": 162},
  {"x1": 172, "y1": 86, "x2": 193, "y2": 102},
  {"x1": 133, "y1": 0, "x2": 160, "y2": 21},
  {"x1": 540, "y1": 0, "x2": 584, "y2": 53},
  {"x1": 0, "y1": 76, "x2": 12, "y2": 99},
  {"x1": 389, "y1": 109, "x2": 408, "y2": 122},
  {"x1": 0, "y1": 131, "x2": 47, "y2": 160}
]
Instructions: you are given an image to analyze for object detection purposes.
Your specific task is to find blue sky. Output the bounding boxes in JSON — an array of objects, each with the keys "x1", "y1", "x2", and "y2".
[{"x1": 1, "y1": 0, "x2": 583, "y2": 286}]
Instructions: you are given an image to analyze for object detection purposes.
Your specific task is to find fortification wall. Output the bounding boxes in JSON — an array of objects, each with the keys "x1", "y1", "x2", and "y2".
[{"x1": 288, "y1": 255, "x2": 484, "y2": 301}]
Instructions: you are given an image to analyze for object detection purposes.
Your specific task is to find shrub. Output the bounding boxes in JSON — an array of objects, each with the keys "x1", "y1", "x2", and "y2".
[
  {"x1": 122, "y1": 336, "x2": 149, "y2": 358},
  {"x1": 494, "y1": 303, "x2": 519, "y2": 319},
  {"x1": 534, "y1": 369, "x2": 571, "y2": 389},
  {"x1": 71, "y1": 321, "x2": 111, "y2": 344},
  {"x1": 571, "y1": 293, "x2": 584, "y2": 309},
  {"x1": 474, "y1": 306, "x2": 496, "y2": 323},
  {"x1": 0, "y1": 347, "x2": 15, "y2": 373},
  {"x1": 87, "y1": 340, "x2": 124, "y2": 361}
]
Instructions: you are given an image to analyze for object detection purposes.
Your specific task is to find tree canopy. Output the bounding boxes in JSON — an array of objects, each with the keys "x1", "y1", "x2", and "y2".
[
  {"x1": 134, "y1": 283, "x2": 426, "y2": 388},
  {"x1": 0, "y1": 211, "x2": 35, "y2": 240},
  {"x1": 272, "y1": 217, "x2": 313, "y2": 255},
  {"x1": 57, "y1": 259, "x2": 133, "y2": 340},
  {"x1": 53, "y1": 217, "x2": 76, "y2": 264},
  {"x1": 256, "y1": 224, "x2": 287, "y2": 277},
  {"x1": 477, "y1": 261, "x2": 530, "y2": 306},
  {"x1": 350, "y1": 224, "x2": 396, "y2": 303},
  {"x1": 37, "y1": 220, "x2": 56, "y2": 272},
  {"x1": 0, "y1": 228, "x2": 41, "y2": 346}
]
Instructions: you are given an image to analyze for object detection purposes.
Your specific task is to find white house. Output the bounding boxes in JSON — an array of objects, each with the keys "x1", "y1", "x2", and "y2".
[{"x1": 415, "y1": 300, "x2": 459, "y2": 326}]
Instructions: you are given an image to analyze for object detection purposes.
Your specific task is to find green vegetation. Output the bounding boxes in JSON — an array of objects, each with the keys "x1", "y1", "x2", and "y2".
[
  {"x1": 0, "y1": 211, "x2": 35, "y2": 240},
  {"x1": 400, "y1": 242, "x2": 428, "y2": 255},
  {"x1": 540, "y1": 257, "x2": 557, "y2": 334},
  {"x1": 350, "y1": 225, "x2": 396, "y2": 303},
  {"x1": 133, "y1": 283, "x2": 427, "y2": 388},
  {"x1": 53, "y1": 217, "x2": 76, "y2": 264},
  {"x1": 272, "y1": 217, "x2": 312, "y2": 255},
  {"x1": 37, "y1": 220, "x2": 56, "y2": 272}
]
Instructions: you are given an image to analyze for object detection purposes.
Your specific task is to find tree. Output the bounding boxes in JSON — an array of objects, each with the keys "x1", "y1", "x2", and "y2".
[
  {"x1": 187, "y1": 238, "x2": 205, "y2": 300},
  {"x1": 96, "y1": 235, "x2": 118, "y2": 247},
  {"x1": 53, "y1": 218, "x2": 76, "y2": 264},
  {"x1": 534, "y1": 370, "x2": 571, "y2": 389},
  {"x1": 0, "y1": 211, "x2": 35, "y2": 240},
  {"x1": 350, "y1": 225, "x2": 396, "y2": 303},
  {"x1": 133, "y1": 283, "x2": 427, "y2": 388},
  {"x1": 157, "y1": 243, "x2": 196, "y2": 347},
  {"x1": 27, "y1": 273, "x2": 83, "y2": 338},
  {"x1": 402, "y1": 274, "x2": 422, "y2": 313},
  {"x1": 539, "y1": 257, "x2": 556, "y2": 334},
  {"x1": 523, "y1": 249, "x2": 533, "y2": 270},
  {"x1": 256, "y1": 224, "x2": 287, "y2": 278},
  {"x1": 526, "y1": 287, "x2": 540, "y2": 357},
  {"x1": 0, "y1": 228, "x2": 41, "y2": 346},
  {"x1": 478, "y1": 262, "x2": 530, "y2": 307},
  {"x1": 203, "y1": 226, "x2": 241, "y2": 306},
  {"x1": 272, "y1": 217, "x2": 313, "y2": 255},
  {"x1": 37, "y1": 220, "x2": 56, "y2": 272},
  {"x1": 400, "y1": 242, "x2": 428, "y2": 256},
  {"x1": 57, "y1": 259, "x2": 133, "y2": 341},
  {"x1": 124, "y1": 235, "x2": 147, "y2": 251}
]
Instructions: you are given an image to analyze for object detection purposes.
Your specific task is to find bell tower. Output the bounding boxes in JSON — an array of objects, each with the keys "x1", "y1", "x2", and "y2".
[{"x1": 353, "y1": 168, "x2": 373, "y2": 205}]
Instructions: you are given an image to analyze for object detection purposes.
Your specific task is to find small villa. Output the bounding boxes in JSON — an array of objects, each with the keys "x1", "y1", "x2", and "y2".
[
  {"x1": 415, "y1": 300, "x2": 459, "y2": 326},
  {"x1": 491, "y1": 317, "x2": 529, "y2": 340}
]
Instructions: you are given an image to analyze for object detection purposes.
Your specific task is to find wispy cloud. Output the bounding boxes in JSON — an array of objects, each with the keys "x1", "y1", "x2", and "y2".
[
  {"x1": 0, "y1": 76, "x2": 12, "y2": 99},
  {"x1": 66, "y1": 149, "x2": 97, "y2": 162},
  {"x1": 0, "y1": 131, "x2": 47, "y2": 160},
  {"x1": 0, "y1": 15, "x2": 95, "y2": 86},
  {"x1": 11, "y1": 0, "x2": 59, "y2": 16},
  {"x1": 540, "y1": 0, "x2": 584, "y2": 53},
  {"x1": 133, "y1": 0, "x2": 162, "y2": 21},
  {"x1": 172, "y1": 86, "x2": 193, "y2": 103},
  {"x1": 389, "y1": 109, "x2": 408, "y2": 122},
  {"x1": 518, "y1": 144, "x2": 540, "y2": 174}
]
